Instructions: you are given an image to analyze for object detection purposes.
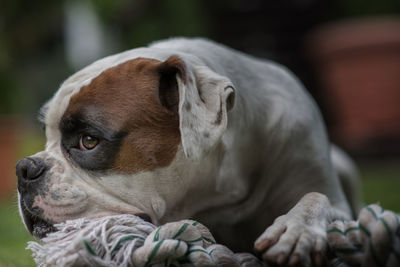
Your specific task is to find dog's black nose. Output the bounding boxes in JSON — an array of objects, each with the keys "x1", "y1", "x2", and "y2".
[{"x1": 16, "y1": 157, "x2": 46, "y2": 182}]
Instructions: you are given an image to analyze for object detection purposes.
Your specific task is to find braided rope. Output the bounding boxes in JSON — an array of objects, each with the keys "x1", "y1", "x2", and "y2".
[
  {"x1": 27, "y1": 204, "x2": 400, "y2": 267},
  {"x1": 27, "y1": 215, "x2": 264, "y2": 267},
  {"x1": 328, "y1": 204, "x2": 400, "y2": 267}
]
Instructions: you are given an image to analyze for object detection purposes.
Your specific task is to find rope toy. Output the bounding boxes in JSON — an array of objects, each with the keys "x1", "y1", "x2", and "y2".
[
  {"x1": 327, "y1": 204, "x2": 400, "y2": 267},
  {"x1": 27, "y1": 215, "x2": 264, "y2": 267},
  {"x1": 27, "y1": 204, "x2": 400, "y2": 267}
]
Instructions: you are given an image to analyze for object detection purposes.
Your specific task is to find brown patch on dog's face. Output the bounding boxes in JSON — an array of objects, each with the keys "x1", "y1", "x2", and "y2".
[{"x1": 60, "y1": 57, "x2": 182, "y2": 173}]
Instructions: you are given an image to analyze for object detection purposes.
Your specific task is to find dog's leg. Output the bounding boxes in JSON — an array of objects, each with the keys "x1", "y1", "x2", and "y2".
[
  {"x1": 330, "y1": 145, "x2": 362, "y2": 217},
  {"x1": 254, "y1": 192, "x2": 349, "y2": 266}
]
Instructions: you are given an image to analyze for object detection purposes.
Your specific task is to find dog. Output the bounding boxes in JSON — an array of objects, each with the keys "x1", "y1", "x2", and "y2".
[{"x1": 16, "y1": 38, "x2": 359, "y2": 266}]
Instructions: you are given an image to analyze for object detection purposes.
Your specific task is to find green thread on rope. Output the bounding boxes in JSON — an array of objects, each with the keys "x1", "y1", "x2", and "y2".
[
  {"x1": 173, "y1": 223, "x2": 190, "y2": 239},
  {"x1": 379, "y1": 217, "x2": 394, "y2": 243},
  {"x1": 153, "y1": 227, "x2": 161, "y2": 242},
  {"x1": 344, "y1": 226, "x2": 361, "y2": 235},
  {"x1": 174, "y1": 240, "x2": 181, "y2": 252},
  {"x1": 185, "y1": 237, "x2": 203, "y2": 243},
  {"x1": 359, "y1": 223, "x2": 371, "y2": 237},
  {"x1": 369, "y1": 241, "x2": 385, "y2": 267},
  {"x1": 145, "y1": 239, "x2": 165, "y2": 267},
  {"x1": 366, "y1": 206, "x2": 379, "y2": 220},
  {"x1": 83, "y1": 240, "x2": 97, "y2": 256},
  {"x1": 187, "y1": 248, "x2": 209, "y2": 255},
  {"x1": 208, "y1": 248, "x2": 216, "y2": 256},
  {"x1": 395, "y1": 214, "x2": 400, "y2": 237},
  {"x1": 111, "y1": 234, "x2": 144, "y2": 255},
  {"x1": 328, "y1": 226, "x2": 363, "y2": 236},
  {"x1": 182, "y1": 235, "x2": 215, "y2": 244},
  {"x1": 202, "y1": 236, "x2": 216, "y2": 244},
  {"x1": 327, "y1": 227, "x2": 344, "y2": 234}
]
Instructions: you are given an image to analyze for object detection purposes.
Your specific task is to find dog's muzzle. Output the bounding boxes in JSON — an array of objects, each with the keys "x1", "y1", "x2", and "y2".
[{"x1": 16, "y1": 157, "x2": 56, "y2": 239}]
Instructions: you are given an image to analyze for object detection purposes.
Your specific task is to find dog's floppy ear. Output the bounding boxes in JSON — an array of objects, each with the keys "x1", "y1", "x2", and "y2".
[{"x1": 158, "y1": 56, "x2": 235, "y2": 160}]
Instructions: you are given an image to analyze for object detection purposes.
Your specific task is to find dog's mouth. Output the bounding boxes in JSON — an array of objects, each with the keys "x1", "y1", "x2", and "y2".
[
  {"x1": 30, "y1": 215, "x2": 56, "y2": 239},
  {"x1": 23, "y1": 213, "x2": 150, "y2": 240},
  {"x1": 21, "y1": 202, "x2": 56, "y2": 240},
  {"x1": 21, "y1": 205, "x2": 152, "y2": 240}
]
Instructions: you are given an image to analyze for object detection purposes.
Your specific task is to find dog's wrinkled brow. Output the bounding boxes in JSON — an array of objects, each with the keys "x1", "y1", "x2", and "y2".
[{"x1": 59, "y1": 110, "x2": 127, "y2": 142}]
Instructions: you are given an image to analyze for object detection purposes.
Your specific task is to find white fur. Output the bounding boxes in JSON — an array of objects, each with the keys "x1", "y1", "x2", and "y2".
[
  {"x1": 177, "y1": 65, "x2": 235, "y2": 160},
  {"x1": 21, "y1": 38, "x2": 358, "y2": 264}
]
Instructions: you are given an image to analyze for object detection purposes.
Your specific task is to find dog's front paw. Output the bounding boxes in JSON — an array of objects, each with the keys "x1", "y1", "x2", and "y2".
[{"x1": 254, "y1": 214, "x2": 327, "y2": 266}]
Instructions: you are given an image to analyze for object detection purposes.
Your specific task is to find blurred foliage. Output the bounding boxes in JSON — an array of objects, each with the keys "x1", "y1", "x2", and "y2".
[
  {"x1": 0, "y1": 0, "x2": 65, "y2": 114},
  {"x1": 1, "y1": 0, "x2": 400, "y2": 115},
  {"x1": 360, "y1": 162, "x2": 400, "y2": 213},
  {"x1": 1, "y1": 0, "x2": 398, "y2": 115},
  {"x1": 0, "y1": 0, "x2": 207, "y2": 115},
  {"x1": 17, "y1": 127, "x2": 46, "y2": 158},
  {"x1": 0, "y1": 197, "x2": 35, "y2": 267},
  {"x1": 329, "y1": 0, "x2": 400, "y2": 19}
]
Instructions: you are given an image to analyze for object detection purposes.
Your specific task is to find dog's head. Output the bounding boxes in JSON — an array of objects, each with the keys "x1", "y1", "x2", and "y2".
[{"x1": 16, "y1": 53, "x2": 235, "y2": 239}]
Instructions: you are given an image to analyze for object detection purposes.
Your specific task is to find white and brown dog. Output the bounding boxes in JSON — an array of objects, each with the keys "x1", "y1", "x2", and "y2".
[{"x1": 16, "y1": 38, "x2": 359, "y2": 266}]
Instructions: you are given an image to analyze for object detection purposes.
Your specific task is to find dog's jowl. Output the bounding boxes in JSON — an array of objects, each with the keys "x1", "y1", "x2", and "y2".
[{"x1": 16, "y1": 38, "x2": 359, "y2": 266}]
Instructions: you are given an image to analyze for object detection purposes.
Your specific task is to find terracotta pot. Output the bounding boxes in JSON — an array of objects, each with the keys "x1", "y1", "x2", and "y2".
[
  {"x1": 0, "y1": 116, "x2": 22, "y2": 199},
  {"x1": 308, "y1": 17, "x2": 400, "y2": 156}
]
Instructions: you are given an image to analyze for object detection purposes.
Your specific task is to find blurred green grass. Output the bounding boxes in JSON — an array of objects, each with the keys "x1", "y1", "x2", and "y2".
[
  {"x1": 0, "y1": 130, "x2": 43, "y2": 267},
  {"x1": 0, "y1": 132, "x2": 399, "y2": 266},
  {"x1": 360, "y1": 161, "x2": 400, "y2": 213},
  {"x1": 0, "y1": 198, "x2": 35, "y2": 267}
]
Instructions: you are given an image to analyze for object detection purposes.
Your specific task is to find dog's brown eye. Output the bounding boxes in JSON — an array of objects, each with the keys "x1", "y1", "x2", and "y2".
[{"x1": 79, "y1": 135, "x2": 98, "y2": 150}]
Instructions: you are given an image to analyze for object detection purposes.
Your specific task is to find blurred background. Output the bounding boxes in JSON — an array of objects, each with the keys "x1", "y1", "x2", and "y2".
[{"x1": 0, "y1": 0, "x2": 399, "y2": 265}]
